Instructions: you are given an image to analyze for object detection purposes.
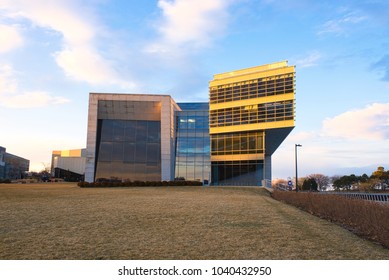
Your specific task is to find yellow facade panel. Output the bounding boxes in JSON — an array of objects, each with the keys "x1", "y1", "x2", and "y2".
[
  {"x1": 211, "y1": 154, "x2": 265, "y2": 162},
  {"x1": 210, "y1": 66, "x2": 295, "y2": 88},
  {"x1": 61, "y1": 150, "x2": 70, "y2": 157},
  {"x1": 209, "y1": 120, "x2": 295, "y2": 135},
  {"x1": 69, "y1": 149, "x2": 82, "y2": 157},
  {"x1": 213, "y1": 61, "x2": 288, "y2": 80},
  {"x1": 57, "y1": 149, "x2": 82, "y2": 157}
]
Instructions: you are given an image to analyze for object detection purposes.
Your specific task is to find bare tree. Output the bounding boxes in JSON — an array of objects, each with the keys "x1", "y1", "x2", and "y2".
[
  {"x1": 307, "y1": 174, "x2": 330, "y2": 191},
  {"x1": 41, "y1": 162, "x2": 51, "y2": 173}
]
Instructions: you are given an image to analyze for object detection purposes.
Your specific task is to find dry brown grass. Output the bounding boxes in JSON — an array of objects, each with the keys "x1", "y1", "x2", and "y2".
[{"x1": 1, "y1": 183, "x2": 388, "y2": 260}]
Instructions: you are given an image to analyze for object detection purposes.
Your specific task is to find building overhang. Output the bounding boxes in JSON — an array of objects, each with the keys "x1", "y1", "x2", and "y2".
[{"x1": 265, "y1": 126, "x2": 295, "y2": 155}]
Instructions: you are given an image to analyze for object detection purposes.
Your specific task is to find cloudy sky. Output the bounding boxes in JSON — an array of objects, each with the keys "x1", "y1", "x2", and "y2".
[{"x1": 1, "y1": 0, "x2": 388, "y2": 179}]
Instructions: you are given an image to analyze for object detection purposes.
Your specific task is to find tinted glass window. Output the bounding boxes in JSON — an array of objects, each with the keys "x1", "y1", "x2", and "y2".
[
  {"x1": 99, "y1": 142, "x2": 112, "y2": 162},
  {"x1": 95, "y1": 119, "x2": 161, "y2": 181},
  {"x1": 174, "y1": 107, "x2": 210, "y2": 182},
  {"x1": 124, "y1": 121, "x2": 136, "y2": 142},
  {"x1": 101, "y1": 120, "x2": 114, "y2": 142},
  {"x1": 136, "y1": 121, "x2": 147, "y2": 142}
]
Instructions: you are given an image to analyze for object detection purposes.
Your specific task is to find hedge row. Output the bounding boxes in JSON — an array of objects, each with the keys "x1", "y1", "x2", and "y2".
[
  {"x1": 0, "y1": 179, "x2": 11, "y2": 184},
  {"x1": 78, "y1": 180, "x2": 203, "y2": 188},
  {"x1": 272, "y1": 190, "x2": 389, "y2": 248}
]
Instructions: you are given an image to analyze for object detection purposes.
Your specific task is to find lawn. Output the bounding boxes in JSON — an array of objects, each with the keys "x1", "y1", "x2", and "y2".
[{"x1": 1, "y1": 183, "x2": 388, "y2": 260}]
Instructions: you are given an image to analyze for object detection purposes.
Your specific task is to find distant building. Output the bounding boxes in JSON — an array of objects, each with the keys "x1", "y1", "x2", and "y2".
[
  {"x1": 0, "y1": 147, "x2": 5, "y2": 179},
  {"x1": 51, "y1": 149, "x2": 86, "y2": 181},
  {"x1": 0, "y1": 146, "x2": 30, "y2": 180}
]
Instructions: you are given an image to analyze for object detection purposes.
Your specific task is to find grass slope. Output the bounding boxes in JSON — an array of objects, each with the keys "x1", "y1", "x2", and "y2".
[{"x1": 1, "y1": 183, "x2": 388, "y2": 259}]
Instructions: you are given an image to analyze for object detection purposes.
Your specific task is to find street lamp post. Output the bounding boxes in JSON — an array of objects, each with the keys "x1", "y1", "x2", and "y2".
[{"x1": 295, "y1": 144, "x2": 302, "y2": 192}]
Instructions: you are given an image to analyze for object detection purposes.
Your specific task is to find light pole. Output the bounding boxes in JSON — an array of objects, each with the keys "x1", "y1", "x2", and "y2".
[{"x1": 295, "y1": 144, "x2": 302, "y2": 192}]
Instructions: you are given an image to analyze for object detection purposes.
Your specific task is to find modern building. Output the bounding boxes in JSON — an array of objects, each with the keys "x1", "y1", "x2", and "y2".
[
  {"x1": 83, "y1": 61, "x2": 295, "y2": 185},
  {"x1": 51, "y1": 149, "x2": 86, "y2": 181},
  {"x1": 209, "y1": 61, "x2": 295, "y2": 186},
  {"x1": 0, "y1": 146, "x2": 30, "y2": 180}
]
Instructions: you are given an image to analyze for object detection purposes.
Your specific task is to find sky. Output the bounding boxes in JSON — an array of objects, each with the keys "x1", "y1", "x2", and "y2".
[{"x1": 1, "y1": 0, "x2": 389, "y2": 179}]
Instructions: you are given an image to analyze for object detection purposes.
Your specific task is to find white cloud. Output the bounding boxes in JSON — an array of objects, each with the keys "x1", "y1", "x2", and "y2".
[
  {"x1": 0, "y1": 0, "x2": 133, "y2": 88},
  {"x1": 317, "y1": 12, "x2": 367, "y2": 36},
  {"x1": 146, "y1": 0, "x2": 232, "y2": 54},
  {"x1": 55, "y1": 46, "x2": 134, "y2": 88},
  {"x1": 0, "y1": 63, "x2": 69, "y2": 108},
  {"x1": 0, "y1": 24, "x2": 23, "y2": 53},
  {"x1": 287, "y1": 131, "x2": 318, "y2": 142},
  {"x1": 1, "y1": 91, "x2": 69, "y2": 108},
  {"x1": 273, "y1": 103, "x2": 389, "y2": 178},
  {"x1": 322, "y1": 103, "x2": 389, "y2": 140},
  {"x1": 273, "y1": 127, "x2": 389, "y2": 178},
  {"x1": 294, "y1": 51, "x2": 322, "y2": 68}
]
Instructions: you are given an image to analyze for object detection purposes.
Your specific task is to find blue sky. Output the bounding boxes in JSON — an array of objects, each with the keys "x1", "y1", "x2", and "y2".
[{"x1": 1, "y1": 0, "x2": 389, "y2": 179}]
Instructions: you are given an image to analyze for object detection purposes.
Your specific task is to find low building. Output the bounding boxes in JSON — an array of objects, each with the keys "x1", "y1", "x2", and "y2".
[
  {"x1": 0, "y1": 146, "x2": 30, "y2": 180},
  {"x1": 51, "y1": 149, "x2": 86, "y2": 181}
]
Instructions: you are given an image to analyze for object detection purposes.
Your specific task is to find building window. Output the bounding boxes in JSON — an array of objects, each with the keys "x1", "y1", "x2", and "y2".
[
  {"x1": 210, "y1": 131, "x2": 264, "y2": 156},
  {"x1": 209, "y1": 100, "x2": 294, "y2": 127},
  {"x1": 175, "y1": 108, "x2": 210, "y2": 183},
  {"x1": 95, "y1": 119, "x2": 161, "y2": 181},
  {"x1": 209, "y1": 73, "x2": 294, "y2": 104}
]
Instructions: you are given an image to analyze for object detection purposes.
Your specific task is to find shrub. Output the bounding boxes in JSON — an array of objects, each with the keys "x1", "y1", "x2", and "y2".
[
  {"x1": 133, "y1": 181, "x2": 144, "y2": 186},
  {"x1": 0, "y1": 179, "x2": 12, "y2": 184},
  {"x1": 78, "y1": 180, "x2": 203, "y2": 188},
  {"x1": 271, "y1": 191, "x2": 389, "y2": 248},
  {"x1": 77, "y1": 181, "x2": 89, "y2": 188},
  {"x1": 302, "y1": 178, "x2": 318, "y2": 191}
]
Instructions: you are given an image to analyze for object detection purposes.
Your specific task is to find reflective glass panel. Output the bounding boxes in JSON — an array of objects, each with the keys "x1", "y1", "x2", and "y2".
[
  {"x1": 174, "y1": 103, "x2": 210, "y2": 183},
  {"x1": 95, "y1": 119, "x2": 161, "y2": 181}
]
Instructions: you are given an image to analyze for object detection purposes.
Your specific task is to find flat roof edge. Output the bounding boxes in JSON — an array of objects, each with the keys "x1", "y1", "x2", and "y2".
[
  {"x1": 213, "y1": 61, "x2": 291, "y2": 80},
  {"x1": 89, "y1": 92, "x2": 172, "y2": 98}
]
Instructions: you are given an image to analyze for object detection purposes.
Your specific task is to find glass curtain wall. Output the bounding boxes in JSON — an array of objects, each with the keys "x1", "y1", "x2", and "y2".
[
  {"x1": 175, "y1": 103, "x2": 210, "y2": 184},
  {"x1": 3, "y1": 154, "x2": 29, "y2": 180},
  {"x1": 95, "y1": 119, "x2": 161, "y2": 181},
  {"x1": 211, "y1": 160, "x2": 264, "y2": 186},
  {"x1": 210, "y1": 131, "x2": 264, "y2": 156}
]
